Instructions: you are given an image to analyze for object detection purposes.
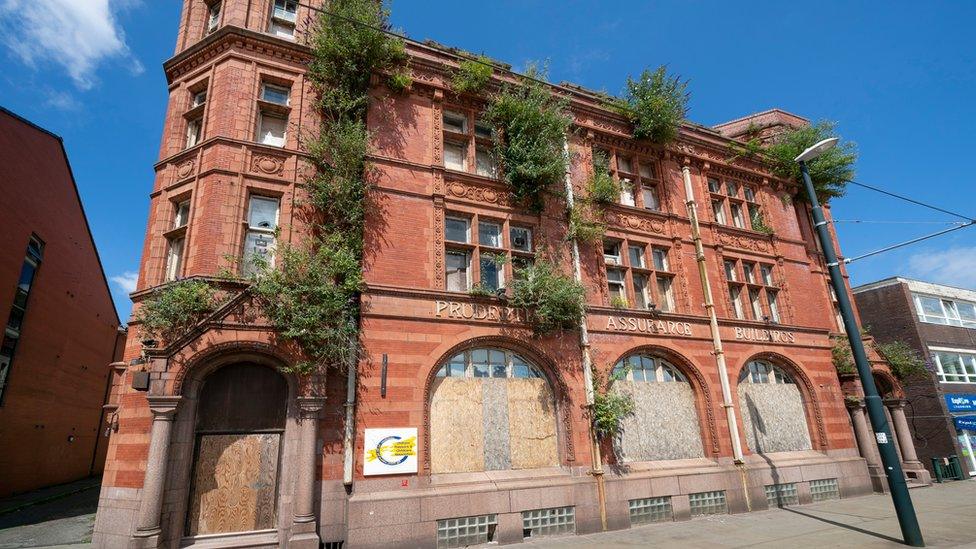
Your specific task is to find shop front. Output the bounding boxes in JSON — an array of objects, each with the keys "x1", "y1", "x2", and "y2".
[{"x1": 945, "y1": 394, "x2": 976, "y2": 476}]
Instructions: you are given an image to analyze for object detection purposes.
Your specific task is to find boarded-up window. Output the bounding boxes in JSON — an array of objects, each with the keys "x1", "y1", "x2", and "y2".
[
  {"x1": 186, "y1": 363, "x2": 287, "y2": 536},
  {"x1": 430, "y1": 348, "x2": 557, "y2": 474},
  {"x1": 612, "y1": 354, "x2": 704, "y2": 462},
  {"x1": 737, "y1": 360, "x2": 812, "y2": 453}
]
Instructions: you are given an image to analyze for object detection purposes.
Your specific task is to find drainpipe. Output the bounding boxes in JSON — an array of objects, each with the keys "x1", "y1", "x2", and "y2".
[
  {"x1": 565, "y1": 140, "x2": 608, "y2": 531},
  {"x1": 680, "y1": 163, "x2": 745, "y2": 464},
  {"x1": 343, "y1": 312, "x2": 359, "y2": 487}
]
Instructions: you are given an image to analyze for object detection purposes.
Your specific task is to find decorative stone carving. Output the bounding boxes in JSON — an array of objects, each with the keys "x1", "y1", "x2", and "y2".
[
  {"x1": 716, "y1": 230, "x2": 772, "y2": 253},
  {"x1": 604, "y1": 211, "x2": 666, "y2": 235},
  {"x1": 176, "y1": 159, "x2": 195, "y2": 180},
  {"x1": 251, "y1": 154, "x2": 285, "y2": 176},
  {"x1": 433, "y1": 199, "x2": 445, "y2": 289},
  {"x1": 445, "y1": 180, "x2": 513, "y2": 207}
]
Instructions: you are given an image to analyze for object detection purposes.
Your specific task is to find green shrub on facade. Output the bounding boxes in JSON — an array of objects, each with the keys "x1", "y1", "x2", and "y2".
[
  {"x1": 135, "y1": 279, "x2": 219, "y2": 344},
  {"x1": 587, "y1": 149, "x2": 620, "y2": 204},
  {"x1": 452, "y1": 56, "x2": 493, "y2": 94},
  {"x1": 876, "y1": 341, "x2": 928, "y2": 381},
  {"x1": 750, "y1": 209, "x2": 775, "y2": 235},
  {"x1": 567, "y1": 203, "x2": 606, "y2": 243},
  {"x1": 591, "y1": 367, "x2": 635, "y2": 439},
  {"x1": 622, "y1": 65, "x2": 689, "y2": 145},
  {"x1": 763, "y1": 120, "x2": 857, "y2": 202},
  {"x1": 483, "y1": 65, "x2": 572, "y2": 212},
  {"x1": 831, "y1": 337, "x2": 856, "y2": 375},
  {"x1": 387, "y1": 69, "x2": 412, "y2": 94},
  {"x1": 508, "y1": 257, "x2": 586, "y2": 336}
]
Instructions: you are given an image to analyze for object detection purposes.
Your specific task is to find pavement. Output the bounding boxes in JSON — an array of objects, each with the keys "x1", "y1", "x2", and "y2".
[
  {"x1": 0, "y1": 477, "x2": 973, "y2": 548},
  {"x1": 0, "y1": 477, "x2": 100, "y2": 548},
  {"x1": 525, "y1": 480, "x2": 976, "y2": 548}
]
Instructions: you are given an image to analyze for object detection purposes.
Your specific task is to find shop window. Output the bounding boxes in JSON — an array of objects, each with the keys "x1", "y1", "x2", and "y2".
[
  {"x1": 0, "y1": 235, "x2": 43, "y2": 404},
  {"x1": 737, "y1": 360, "x2": 812, "y2": 453},
  {"x1": 442, "y1": 108, "x2": 496, "y2": 178},
  {"x1": 242, "y1": 195, "x2": 279, "y2": 277},
  {"x1": 430, "y1": 347, "x2": 556, "y2": 474}
]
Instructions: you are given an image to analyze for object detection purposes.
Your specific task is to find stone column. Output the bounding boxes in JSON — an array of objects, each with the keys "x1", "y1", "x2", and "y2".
[
  {"x1": 886, "y1": 399, "x2": 931, "y2": 484},
  {"x1": 289, "y1": 397, "x2": 326, "y2": 549},
  {"x1": 882, "y1": 403, "x2": 905, "y2": 462},
  {"x1": 848, "y1": 400, "x2": 886, "y2": 493},
  {"x1": 130, "y1": 396, "x2": 181, "y2": 549}
]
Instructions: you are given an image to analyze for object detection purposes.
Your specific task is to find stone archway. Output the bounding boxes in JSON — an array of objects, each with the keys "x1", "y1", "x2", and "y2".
[
  {"x1": 737, "y1": 359, "x2": 813, "y2": 454},
  {"x1": 185, "y1": 362, "x2": 288, "y2": 536}
]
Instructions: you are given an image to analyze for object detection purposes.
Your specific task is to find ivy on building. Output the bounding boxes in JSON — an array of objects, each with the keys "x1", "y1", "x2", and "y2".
[
  {"x1": 875, "y1": 340, "x2": 927, "y2": 381},
  {"x1": 586, "y1": 149, "x2": 620, "y2": 205},
  {"x1": 249, "y1": 0, "x2": 406, "y2": 374},
  {"x1": 483, "y1": 65, "x2": 572, "y2": 212}
]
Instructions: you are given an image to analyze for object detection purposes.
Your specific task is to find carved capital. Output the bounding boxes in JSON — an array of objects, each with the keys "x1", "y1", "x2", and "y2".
[{"x1": 146, "y1": 395, "x2": 182, "y2": 419}]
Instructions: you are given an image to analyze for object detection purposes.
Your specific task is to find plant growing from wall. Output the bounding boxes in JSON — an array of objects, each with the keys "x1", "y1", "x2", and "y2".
[
  {"x1": 508, "y1": 256, "x2": 586, "y2": 336},
  {"x1": 135, "y1": 279, "x2": 219, "y2": 345},
  {"x1": 250, "y1": 0, "x2": 405, "y2": 374},
  {"x1": 831, "y1": 336, "x2": 856, "y2": 375},
  {"x1": 483, "y1": 65, "x2": 572, "y2": 212},
  {"x1": 750, "y1": 208, "x2": 775, "y2": 235},
  {"x1": 727, "y1": 123, "x2": 765, "y2": 162},
  {"x1": 586, "y1": 149, "x2": 620, "y2": 205},
  {"x1": 875, "y1": 341, "x2": 928, "y2": 381},
  {"x1": 610, "y1": 296, "x2": 629, "y2": 310},
  {"x1": 567, "y1": 203, "x2": 606, "y2": 244},
  {"x1": 387, "y1": 68, "x2": 412, "y2": 94},
  {"x1": 763, "y1": 120, "x2": 857, "y2": 202},
  {"x1": 591, "y1": 367, "x2": 635, "y2": 439},
  {"x1": 451, "y1": 55, "x2": 493, "y2": 94},
  {"x1": 621, "y1": 65, "x2": 689, "y2": 145}
]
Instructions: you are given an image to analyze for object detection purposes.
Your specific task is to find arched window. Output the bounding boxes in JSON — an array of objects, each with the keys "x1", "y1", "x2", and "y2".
[
  {"x1": 738, "y1": 359, "x2": 795, "y2": 385},
  {"x1": 611, "y1": 352, "x2": 704, "y2": 462},
  {"x1": 430, "y1": 347, "x2": 557, "y2": 474},
  {"x1": 186, "y1": 363, "x2": 287, "y2": 536},
  {"x1": 614, "y1": 354, "x2": 687, "y2": 383},
  {"x1": 435, "y1": 348, "x2": 543, "y2": 379},
  {"x1": 737, "y1": 359, "x2": 812, "y2": 454}
]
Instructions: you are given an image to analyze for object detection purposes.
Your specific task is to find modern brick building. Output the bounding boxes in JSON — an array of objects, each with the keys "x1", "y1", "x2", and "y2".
[
  {"x1": 92, "y1": 2, "x2": 925, "y2": 547},
  {"x1": 0, "y1": 107, "x2": 125, "y2": 496},
  {"x1": 854, "y1": 277, "x2": 976, "y2": 478}
]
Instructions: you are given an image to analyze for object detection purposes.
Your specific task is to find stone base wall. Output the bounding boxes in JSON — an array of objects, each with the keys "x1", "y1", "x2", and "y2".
[{"x1": 337, "y1": 450, "x2": 872, "y2": 548}]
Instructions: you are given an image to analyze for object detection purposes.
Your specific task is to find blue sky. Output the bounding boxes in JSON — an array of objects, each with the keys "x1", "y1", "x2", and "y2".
[{"x1": 1, "y1": 1, "x2": 974, "y2": 322}]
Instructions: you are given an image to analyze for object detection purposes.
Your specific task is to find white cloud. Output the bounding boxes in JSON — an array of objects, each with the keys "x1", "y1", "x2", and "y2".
[
  {"x1": 110, "y1": 271, "x2": 138, "y2": 294},
  {"x1": 0, "y1": 0, "x2": 143, "y2": 90},
  {"x1": 45, "y1": 89, "x2": 80, "y2": 110},
  {"x1": 907, "y1": 246, "x2": 976, "y2": 289}
]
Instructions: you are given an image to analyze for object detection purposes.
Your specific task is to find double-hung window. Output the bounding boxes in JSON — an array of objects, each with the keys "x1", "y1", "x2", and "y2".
[
  {"x1": 444, "y1": 214, "x2": 532, "y2": 293},
  {"x1": 597, "y1": 148, "x2": 662, "y2": 211},
  {"x1": 257, "y1": 82, "x2": 290, "y2": 148},
  {"x1": 913, "y1": 293, "x2": 976, "y2": 328},
  {"x1": 442, "y1": 109, "x2": 496, "y2": 177},
  {"x1": 164, "y1": 199, "x2": 190, "y2": 282},
  {"x1": 603, "y1": 239, "x2": 675, "y2": 311},
  {"x1": 243, "y1": 196, "x2": 280, "y2": 277},
  {"x1": 725, "y1": 258, "x2": 779, "y2": 321},
  {"x1": 206, "y1": 1, "x2": 221, "y2": 34},
  {"x1": 269, "y1": 0, "x2": 298, "y2": 38},
  {"x1": 0, "y1": 236, "x2": 44, "y2": 403},
  {"x1": 184, "y1": 86, "x2": 207, "y2": 149}
]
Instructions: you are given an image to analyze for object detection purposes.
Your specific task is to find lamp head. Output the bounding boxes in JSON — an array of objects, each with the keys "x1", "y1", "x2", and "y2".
[{"x1": 794, "y1": 137, "x2": 839, "y2": 163}]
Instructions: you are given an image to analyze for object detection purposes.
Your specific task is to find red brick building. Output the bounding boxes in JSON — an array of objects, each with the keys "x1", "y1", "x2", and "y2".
[
  {"x1": 92, "y1": 2, "x2": 922, "y2": 547},
  {"x1": 0, "y1": 107, "x2": 124, "y2": 497}
]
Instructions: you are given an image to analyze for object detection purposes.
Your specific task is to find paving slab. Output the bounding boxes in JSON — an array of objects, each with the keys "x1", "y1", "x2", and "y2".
[{"x1": 525, "y1": 480, "x2": 976, "y2": 548}]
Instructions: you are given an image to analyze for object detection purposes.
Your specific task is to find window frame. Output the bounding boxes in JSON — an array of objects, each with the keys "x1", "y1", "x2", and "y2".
[
  {"x1": 435, "y1": 348, "x2": 545, "y2": 380},
  {"x1": 724, "y1": 257, "x2": 779, "y2": 322},
  {"x1": 708, "y1": 176, "x2": 766, "y2": 232},
  {"x1": 242, "y1": 194, "x2": 281, "y2": 277},
  {"x1": 613, "y1": 354, "x2": 689, "y2": 383},
  {"x1": 597, "y1": 146, "x2": 663, "y2": 211},
  {"x1": 603, "y1": 238, "x2": 675, "y2": 312},
  {"x1": 913, "y1": 293, "x2": 976, "y2": 328},
  {"x1": 268, "y1": 0, "x2": 297, "y2": 38},
  {"x1": 442, "y1": 107, "x2": 497, "y2": 179},
  {"x1": 930, "y1": 347, "x2": 976, "y2": 384},
  {"x1": 444, "y1": 212, "x2": 533, "y2": 294}
]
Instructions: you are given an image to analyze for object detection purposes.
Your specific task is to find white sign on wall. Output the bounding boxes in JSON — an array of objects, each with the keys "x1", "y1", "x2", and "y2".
[{"x1": 363, "y1": 428, "x2": 418, "y2": 476}]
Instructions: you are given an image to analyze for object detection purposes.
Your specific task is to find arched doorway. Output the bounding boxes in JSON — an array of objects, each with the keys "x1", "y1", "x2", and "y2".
[
  {"x1": 612, "y1": 353, "x2": 705, "y2": 461},
  {"x1": 737, "y1": 359, "x2": 812, "y2": 453},
  {"x1": 429, "y1": 347, "x2": 558, "y2": 473},
  {"x1": 185, "y1": 363, "x2": 288, "y2": 536}
]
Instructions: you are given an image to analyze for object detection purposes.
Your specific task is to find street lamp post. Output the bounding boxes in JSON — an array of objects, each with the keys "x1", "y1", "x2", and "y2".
[{"x1": 796, "y1": 138, "x2": 924, "y2": 547}]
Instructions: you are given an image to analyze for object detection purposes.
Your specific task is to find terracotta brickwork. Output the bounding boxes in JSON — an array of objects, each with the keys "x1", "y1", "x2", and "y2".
[
  {"x1": 94, "y1": 2, "x2": 878, "y2": 547},
  {"x1": 0, "y1": 108, "x2": 123, "y2": 497}
]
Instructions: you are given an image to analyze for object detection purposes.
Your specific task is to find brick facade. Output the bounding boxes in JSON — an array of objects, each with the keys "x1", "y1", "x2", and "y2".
[
  {"x1": 93, "y1": 2, "x2": 888, "y2": 547},
  {"x1": 0, "y1": 108, "x2": 124, "y2": 497}
]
